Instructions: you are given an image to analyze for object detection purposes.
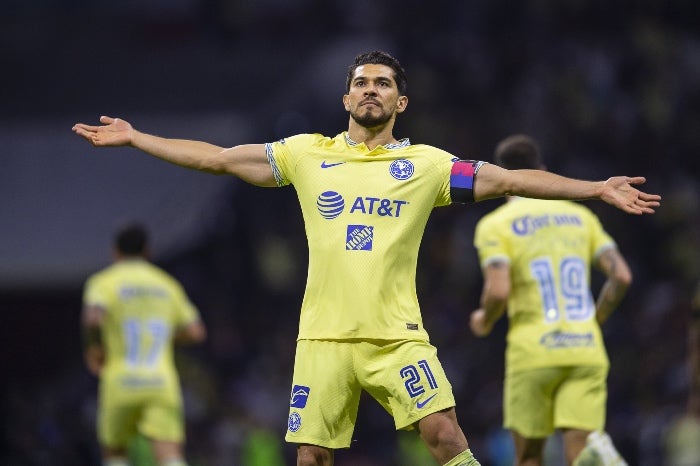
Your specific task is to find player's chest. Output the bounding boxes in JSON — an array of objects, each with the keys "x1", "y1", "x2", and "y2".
[
  {"x1": 293, "y1": 154, "x2": 434, "y2": 197},
  {"x1": 293, "y1": 154, "x2": 438, "y2": 221}
]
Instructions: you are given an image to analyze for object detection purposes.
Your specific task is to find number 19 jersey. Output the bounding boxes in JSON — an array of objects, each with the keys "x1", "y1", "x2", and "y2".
[{"x1": 474, "y1": 198, "x2": 614, "y2": 373}]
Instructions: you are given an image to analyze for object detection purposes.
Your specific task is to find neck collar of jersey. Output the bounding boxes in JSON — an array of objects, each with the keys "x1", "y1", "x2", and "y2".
[{"x1": 344, "y1": 132, "x2": 411, "y2": 149}]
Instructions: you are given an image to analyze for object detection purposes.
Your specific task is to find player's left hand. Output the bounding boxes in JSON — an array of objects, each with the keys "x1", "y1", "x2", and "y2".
[
  {"x1": 84, "y1": 346, "x2": 105, "y2": 376},
  {"x1": 601, "y1": 176, "x2": 661, "y2": 215},
  {"x1": 469, "y1": 309, "x2": 493, "y2": 337}
]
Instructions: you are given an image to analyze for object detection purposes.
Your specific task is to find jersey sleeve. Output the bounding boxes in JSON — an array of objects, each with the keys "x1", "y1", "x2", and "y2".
[
  {"x1": 586, "y1": 209, "x2": 616, "y2": 259},
  {"x1": 265, "y1": 133, "x2": 319, "y2": 187},
  {"x1": 169, "y1": 280, "x2": 200, "y2": 327},
  {"x1": 474, "y1": 213, "x2": 511, "y2": 268},
  {"x1": 433, "y1": 154, "x2": 488, "y2": 206},
  {"x1": 450, "y1": 160, "x2": 487, "y2": 204},
  {"x1": 83, "y1": 274, "x2": 110, "y2": 309}
]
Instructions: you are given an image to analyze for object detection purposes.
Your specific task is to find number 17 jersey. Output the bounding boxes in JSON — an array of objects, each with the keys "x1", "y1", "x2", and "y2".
[{"x1": 83, "y1": 259, "x2": 200, "y2": 402}]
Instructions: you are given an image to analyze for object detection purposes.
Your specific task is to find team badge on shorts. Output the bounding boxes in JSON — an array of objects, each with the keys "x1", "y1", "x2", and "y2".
[
  {"x1": 288, "y1": 412, "x2": 302, "y2": 432},
  {"x1": 290, "y1": 385, "x2": 310, "y2": 408},
  {"x1": 389, "y1": 159, "x2": 414, "y2": 180}
]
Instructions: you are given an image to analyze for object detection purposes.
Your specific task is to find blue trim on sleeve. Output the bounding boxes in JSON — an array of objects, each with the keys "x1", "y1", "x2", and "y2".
[{"x1": 265, "y1": 142, "x2": 284, "y2": 187}]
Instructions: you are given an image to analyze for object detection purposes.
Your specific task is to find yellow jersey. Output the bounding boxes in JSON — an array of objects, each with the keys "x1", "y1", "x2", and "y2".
[
  {"x1": 267, "y1": 132, "x2": 484, "y2": 341},
  {"x1": 474, "y1": 198, "x2": 614, "y2": 373},
  {"x1": 83, "y1": 258, "x2": 200, "y2": 401}
]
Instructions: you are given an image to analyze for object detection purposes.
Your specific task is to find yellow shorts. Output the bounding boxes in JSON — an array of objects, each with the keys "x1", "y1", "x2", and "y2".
[
  {"x1": 504, "y1": 365, "x2": 608, "y2": 438},
  {"x1": 98, "y1": 382, "x2": 184, "y2": 447},
  {"x1": 285, "y1": 339, "x2": 456, "y2": 449}
]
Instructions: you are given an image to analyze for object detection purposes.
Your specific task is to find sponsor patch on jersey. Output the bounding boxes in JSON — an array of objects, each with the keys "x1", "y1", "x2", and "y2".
[
  {"x1": 346, "y1": 225, "x2": 373, "y2": 250},
  {"x1": 512, "y1": 214, "x2": 583, "y2": 236},
  {"x1": 349, "y1": 196, "x2": 408, "y2": 217},
  {"x1": 288, "y1": 412, "x2": 302, "y2": 432},
  {"x1": 317, "y1": 191, "x2": 345, "y2": 219},
  {"x1": 540, "y1": 331, "x2": 594, "y2": 348},
  {"x1": 290, "y1": 385, "x2": 310, "y2": 408},
  {"x1": 120, "y1": 375, "x2": 165, "y2": 387},
  {"x1": 389, "y1": 159, "x2": 414, "y2": 180}
]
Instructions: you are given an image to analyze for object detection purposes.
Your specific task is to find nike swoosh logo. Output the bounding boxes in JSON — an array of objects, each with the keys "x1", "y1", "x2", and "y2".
[
  {"x1": 416, "y1": 393, "x2": 437, "y2": 409},
  {"x1": 321, "y1": 161, "x2": 346, "y2": 168}
]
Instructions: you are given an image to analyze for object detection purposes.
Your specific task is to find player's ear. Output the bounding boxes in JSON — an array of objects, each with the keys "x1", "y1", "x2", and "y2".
[
  {"x1": 343, "y1": 94, "x2": 350, "y2": 111},
  {"x1": 396, "y1": 95, "x2": 408, "y2": 113}
]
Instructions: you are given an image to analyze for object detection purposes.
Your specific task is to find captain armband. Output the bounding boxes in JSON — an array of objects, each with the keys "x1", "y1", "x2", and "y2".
[{"x1": 450, "y1": 160, "x2": 487, "y2": 203}]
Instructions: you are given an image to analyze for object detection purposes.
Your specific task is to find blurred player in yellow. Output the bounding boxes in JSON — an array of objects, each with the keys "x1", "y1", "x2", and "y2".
[
  {"x1": 82, "y1": 223, "x2": 206, "y2": 466},
  {"x1": 470, "y1": 134, "x2": 630, "y2": 466},
  {"x1": 664, "y1": 283, "x2": 700, "y2": 466},
  {"x1": 73, "y1": 51, "x2": 660, "y2": 466}
]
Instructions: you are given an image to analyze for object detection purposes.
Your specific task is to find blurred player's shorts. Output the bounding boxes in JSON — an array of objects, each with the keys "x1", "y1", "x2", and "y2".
[{"x1": 665, "y1": 416, "x2": 700, "y2": 466}]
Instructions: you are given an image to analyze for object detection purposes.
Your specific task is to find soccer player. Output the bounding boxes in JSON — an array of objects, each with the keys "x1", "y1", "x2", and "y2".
[
  {"x1": 664, "y1": 282, "x2": 700, "y2": 466},
  {"x1": 689, "y1": 283, "x2": 700, "y2": 420},
  {"x1": 73, "y1": 51, "x2": 660, "y2": 466},
  {"x1": 82, "y1": 223, "x2": 206, "y2": 466},
  {"x1": 469, "y1": 134, "x2": 630, "y2": 466}
]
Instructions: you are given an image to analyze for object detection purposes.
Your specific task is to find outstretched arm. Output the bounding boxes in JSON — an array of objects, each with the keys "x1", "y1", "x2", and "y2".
[
  {"x1": 473, "y1": 164, "x2": 661, "y2": 215},
  {"x1": 72, "y1": 116, "x2": 277, "y2": 187}
]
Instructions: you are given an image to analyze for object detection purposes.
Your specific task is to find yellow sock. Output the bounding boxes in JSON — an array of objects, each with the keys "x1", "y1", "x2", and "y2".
[
  {"x1": 104, "y1": 459, "x2": 130, "y2": 466},
  {"x1": 161, "y1": 460, "x2": 188, "y2": 466},
  {"x1": 572, "y1": 445, "x2": 601, "y2": 466},
  {"x1": 443, "y1": 449, "x2": 481, "y2": 466}
]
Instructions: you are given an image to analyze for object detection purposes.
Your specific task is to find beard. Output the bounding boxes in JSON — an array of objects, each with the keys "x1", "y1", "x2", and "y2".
[{"x1": 350, "y1": 105, "x2": 392, "y2": 128}]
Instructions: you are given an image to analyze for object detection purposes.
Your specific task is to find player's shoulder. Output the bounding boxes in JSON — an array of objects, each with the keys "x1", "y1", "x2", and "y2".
[
  {"x1": 400, "y1": 143, "x2": 462, "y2": 173},
  {"x1": 141, "y1": 262, "x2": 182, "y2": 286},
  {"x1": 84, "y1": 263, "x2": 118, "y2": 286},
  {"x1": 477, "y1": 200, "x2": 513, "y2": 224},
  {"x1": 569, "y1": 200, "x2": 599, "y2": 216},
  {"x1": 277, "y1": 133, "x2": 331, "y2": 148},
  {"x1": 403, "y1": 142, "x2": 453, "y2": 157},
  {"x1": 549, "y1": 200, "x2": 602, "y2": 223},
  {"x1": 524, "y1": 200, "x2": 606, "y2": 232},
  {"x1": 474, "y1": 208, "x2": 506, "y2": 240},
  {"x1": 511, "y1": 197, "x2": 590, "y2": 212}
]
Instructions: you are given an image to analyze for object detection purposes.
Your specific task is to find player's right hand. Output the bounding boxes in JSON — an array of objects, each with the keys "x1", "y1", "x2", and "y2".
[{"x1": 72, "y1": 115, "x2": 133, "y2": 147}]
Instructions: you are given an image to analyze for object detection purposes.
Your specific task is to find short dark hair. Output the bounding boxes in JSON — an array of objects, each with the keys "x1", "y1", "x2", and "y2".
[
  {"x1": 115, "y1": 223, "x2": 148, "y2": 256},
  {"x1": 346, "y1": 51, "x2": 408, "y2": 95},
  {"x1": 494, "y1": 134, "x2": 543, "y2": 170}
]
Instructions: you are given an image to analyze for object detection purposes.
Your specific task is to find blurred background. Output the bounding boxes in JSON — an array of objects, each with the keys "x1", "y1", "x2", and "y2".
[{"x1": 2, "y1": 0, "x2": 699, "y2": 465}]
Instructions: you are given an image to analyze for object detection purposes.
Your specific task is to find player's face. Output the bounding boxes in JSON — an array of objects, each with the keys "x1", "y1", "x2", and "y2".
[{"x1": 343, "y1": 64, "x2": 407, "y2": 129}]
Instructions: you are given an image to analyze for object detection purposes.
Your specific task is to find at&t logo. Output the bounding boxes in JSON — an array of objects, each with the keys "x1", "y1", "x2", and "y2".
[
  {"x1": 317, "y1": 191, "x2": 409, "y2": 219},
  {"x1": 317, "y1": 191, "x2": 345, "y2": 219}
]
